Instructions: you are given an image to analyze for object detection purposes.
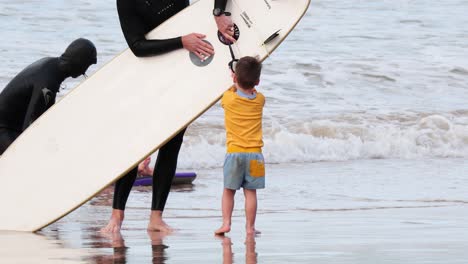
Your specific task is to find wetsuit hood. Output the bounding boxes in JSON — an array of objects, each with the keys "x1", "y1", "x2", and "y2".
[{"x1": 60, "y1": 38, "x2": 97, "y2": 78}]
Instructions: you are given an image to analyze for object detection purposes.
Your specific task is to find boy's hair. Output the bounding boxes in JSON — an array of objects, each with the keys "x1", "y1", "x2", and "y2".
[{"x1": 235, "y1": 56, "x2": 262, "y2": 89}]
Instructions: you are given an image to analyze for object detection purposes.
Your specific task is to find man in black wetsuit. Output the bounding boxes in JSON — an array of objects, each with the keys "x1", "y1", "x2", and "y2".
[
  {"x1": 0, "y1": 38, "x2": 97, "y2": 155},
  {"x1": 101, "y1": 0, "x2": 237, "y2": 233}
]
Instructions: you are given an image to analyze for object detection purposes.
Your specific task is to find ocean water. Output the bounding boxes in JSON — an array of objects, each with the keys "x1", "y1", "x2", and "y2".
[{"x1": 0, "y1": 0, "x2": 467, "y2": 169}]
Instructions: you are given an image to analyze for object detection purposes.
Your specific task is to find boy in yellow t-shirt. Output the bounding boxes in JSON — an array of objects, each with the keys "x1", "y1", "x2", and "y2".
[{"x1": 215, "y1": 56, "x2": 265, "y2": 236}]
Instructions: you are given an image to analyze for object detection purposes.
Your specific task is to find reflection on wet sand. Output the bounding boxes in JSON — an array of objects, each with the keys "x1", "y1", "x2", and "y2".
[
  {"x1": 0, "y1": 231, "x2": 91, "y2": 263},
  {"x1": 217, "y1": 235, "x2": 258, "y2": 264},
  {"x1": 219, "y1": 236, "x2": 233, "y2": 264},
  {"x1": 88, "y1": 232, "x2": 127, "y2": 263},
  {"x1": 88, "y1": 231, "x2": 170, "y2": 264},
  {"x1": 245, "y1": 235, "x2": 258, "y2": 264},
  {"x1": 148, "y1": 231, "x2": 169, "y2": 264}
]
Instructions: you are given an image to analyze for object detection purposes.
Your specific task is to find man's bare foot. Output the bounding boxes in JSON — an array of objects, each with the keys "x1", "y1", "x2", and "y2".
[
  {"x1": 147, "y1": 221, "x2": 173, "y2": 233},
  {"x1": 215, "y1": 225, "x2": 231, "y2": 235},
  {"x1": 148, "y1": 210, "x2": 173, "y2": 233},
  {"x1": 100, "y1": 209, "x2": 124, "y2": 233},
  {"x1": 246, "y1": 228, "x2": 261, "y2": 235}
]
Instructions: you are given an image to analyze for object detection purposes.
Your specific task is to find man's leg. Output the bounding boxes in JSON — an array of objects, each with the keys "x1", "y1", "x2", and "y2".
[
  {"x1": 101, "y1": 167, "x2": 138, "y2": 233},
  {"x1": 148, "y1": 128, "x2": 186, "y2": 232}
]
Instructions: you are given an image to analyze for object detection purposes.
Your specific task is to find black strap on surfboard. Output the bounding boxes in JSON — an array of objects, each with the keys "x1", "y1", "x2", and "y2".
[{"x1": 228, "y1": 44, "x2": 239, "y2": 73}]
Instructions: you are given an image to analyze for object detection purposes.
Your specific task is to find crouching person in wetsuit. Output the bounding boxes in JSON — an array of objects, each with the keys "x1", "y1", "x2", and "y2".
[
  {"x1": 101, "y1": 0, "x2": 217, "y2": 234},
  {"x1": 0, "y1": 38, "x2": 97, "y2": 155}
]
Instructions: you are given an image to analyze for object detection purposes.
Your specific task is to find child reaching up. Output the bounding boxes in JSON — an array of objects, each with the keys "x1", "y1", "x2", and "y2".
[{"x1": 216, "y1": 56, "x2": 265, "y2": 235}]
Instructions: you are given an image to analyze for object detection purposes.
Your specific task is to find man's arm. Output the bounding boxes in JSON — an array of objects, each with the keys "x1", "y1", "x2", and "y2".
[
  {"x1": 22, "y1": 87, "x2": 55, "y2": 131},
  {"x1": 117, "y1": 0, "x2": 213, "y2": 59},
  {"x1": 117, "y1": 0, "x2": 183, "y2": 57},
  {"x1": 214, "y1": 0, "x2": 236, "y2": 43},
  {"x1": 215, "y1": 0, "x2": 228, "y2": 9}
]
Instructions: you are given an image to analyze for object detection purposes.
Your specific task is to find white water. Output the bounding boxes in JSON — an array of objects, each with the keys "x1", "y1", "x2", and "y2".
[{"x1": 0, "y1": 0, "x2": 467, "y2": 169}]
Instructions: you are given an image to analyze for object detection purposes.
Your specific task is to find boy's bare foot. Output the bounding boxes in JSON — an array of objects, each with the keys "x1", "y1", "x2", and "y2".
[
  {"x1": 215, "y1": 225, "x2": 231, "y2": 235},
  {"x1": 246, "y1": 228, "x2": 261, "y2": 235},
  {"x1": 100, "y1": 210, "x2": 124, "y2": 233}
]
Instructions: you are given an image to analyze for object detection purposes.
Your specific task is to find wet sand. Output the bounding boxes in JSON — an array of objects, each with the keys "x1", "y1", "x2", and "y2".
[{"x1": 1, "y1": 159, "x2": 467, "y2": 263}]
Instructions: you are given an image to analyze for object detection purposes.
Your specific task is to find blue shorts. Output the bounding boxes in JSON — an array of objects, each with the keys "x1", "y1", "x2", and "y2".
[{"x1": 223, "y1": 152, "x2": 265, "y2": 190}]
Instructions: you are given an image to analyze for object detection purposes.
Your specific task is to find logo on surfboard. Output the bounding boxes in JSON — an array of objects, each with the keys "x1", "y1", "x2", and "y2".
[{"x1": 240, "y1": 11, "x2": 253, "y2": 28}]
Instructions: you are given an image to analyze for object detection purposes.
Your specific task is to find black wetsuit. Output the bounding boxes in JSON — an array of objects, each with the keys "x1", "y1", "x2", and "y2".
[
  {"x1": 215, "y1": 0, "x2": 228, "y2": 10},
  {"x1": 0, "y1": 58, "x2": 62, "y2": 154},
  {"x1": 113, "y1": 0, "x2": 190, "y2": 211},
  {"x1": 0, "y1": 38, "x2": 96, "y2": 155}
]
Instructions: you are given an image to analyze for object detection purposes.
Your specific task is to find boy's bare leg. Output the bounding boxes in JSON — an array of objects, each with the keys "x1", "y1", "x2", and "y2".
[
  {"x1": 101, "y1": 209, "x2": 125, "y2": 233},
  {"x1": 148, "y1": 210, "x2": 173, "y2": 232},
  {"x1": 244, "y1": 189, "x2": 261, "y2": 235},
  {"x1": 215, "y1": 188, "x2": 236, "y2": 235}
]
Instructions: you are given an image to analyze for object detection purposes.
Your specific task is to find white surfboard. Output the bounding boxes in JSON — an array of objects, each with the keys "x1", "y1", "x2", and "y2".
[
  {"x1": 0, "y1": 232, "x2": 92, "y2": 262},
  {"x1": 0, "y1": 0, "x2": 310, "y2": 231}
]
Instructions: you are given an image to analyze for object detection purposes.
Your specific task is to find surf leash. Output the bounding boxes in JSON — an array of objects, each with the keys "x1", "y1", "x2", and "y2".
[
  {"x1": 216, "y1": 10, "x2": 241, "y2": 72},
  {"x1": 228, "y1": 44, "x2": 239, "y2": 73}
]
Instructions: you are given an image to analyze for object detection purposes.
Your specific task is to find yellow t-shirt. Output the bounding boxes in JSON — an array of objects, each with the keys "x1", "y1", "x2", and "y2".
[{"x1": 221, "y1": 87, "x2": 265, "y2": 153}]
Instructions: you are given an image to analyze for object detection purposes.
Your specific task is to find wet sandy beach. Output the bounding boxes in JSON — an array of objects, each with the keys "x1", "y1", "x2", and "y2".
[{"x1": 1, "y1": 159, "x2": 467, "y2": 263}]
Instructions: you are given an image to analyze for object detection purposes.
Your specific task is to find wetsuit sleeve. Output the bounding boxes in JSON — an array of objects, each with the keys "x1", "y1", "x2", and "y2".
[
  {"x1": 215, "y1": 0, "x2": 228, "y2": 10},
  {"x1": 117, "y1": 0, "x2": 183, "y2": 57},
  {"x1": 22, "y1": 87, "x2": 55, "y2": 131}
]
